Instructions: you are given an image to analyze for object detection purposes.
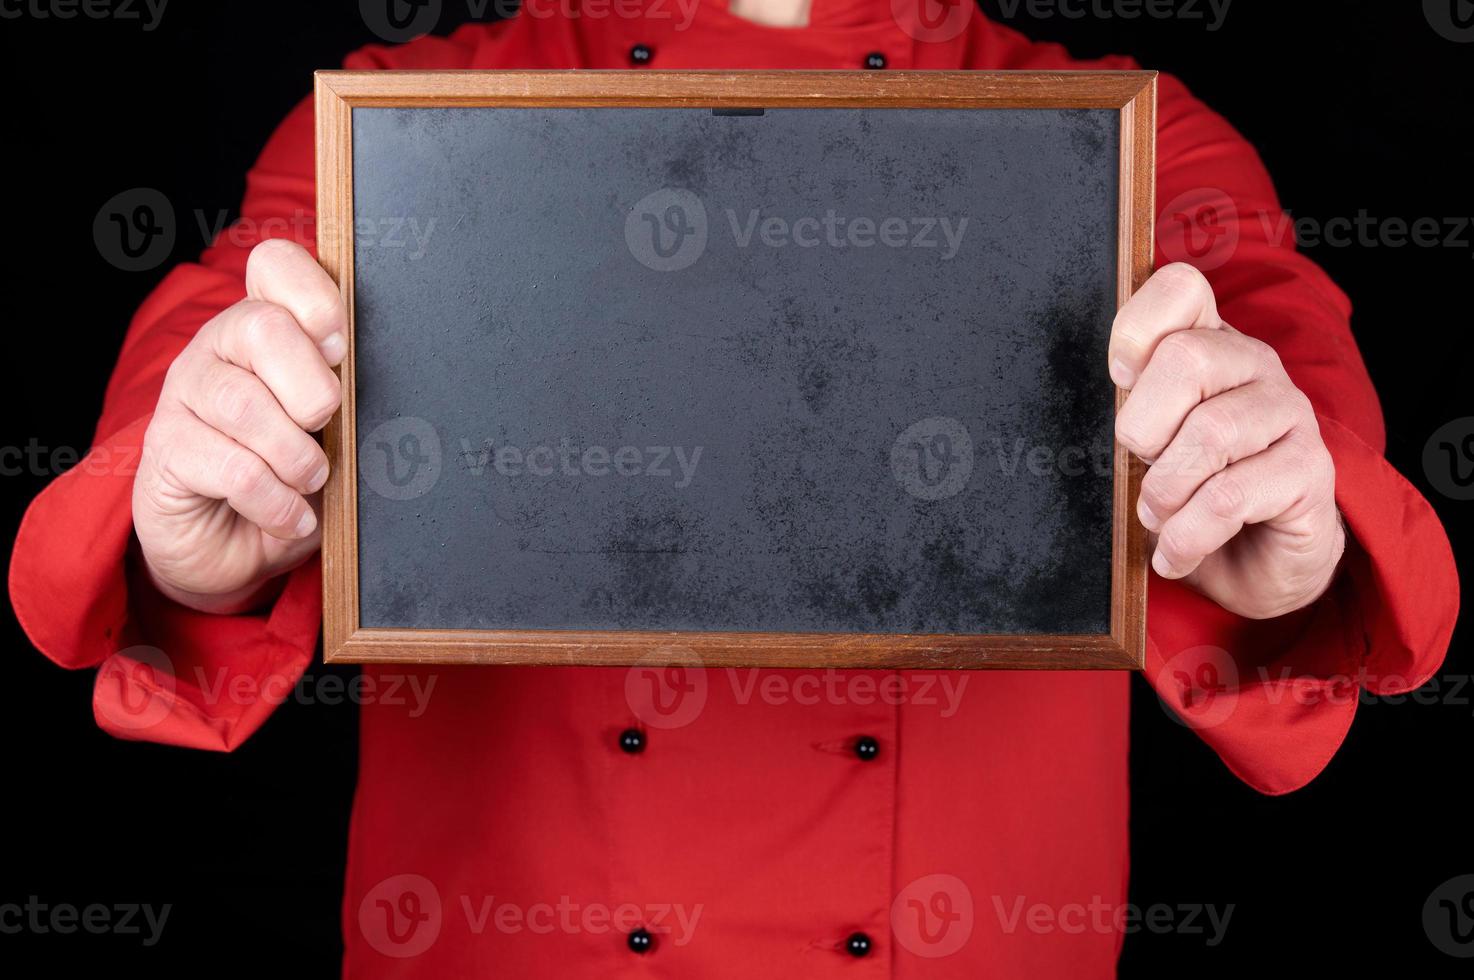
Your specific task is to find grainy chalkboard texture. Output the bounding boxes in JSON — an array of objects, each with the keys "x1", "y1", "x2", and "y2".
[{"x1": 351, "y1": 104, "x2": 1120, "y2": 636}]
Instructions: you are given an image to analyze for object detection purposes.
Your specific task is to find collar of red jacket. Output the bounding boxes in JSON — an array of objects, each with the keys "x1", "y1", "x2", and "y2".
[
  {"x1": 508, "y1": 0, "x2": 987, "y2": 35},
  {"x1": 503, "y1": 0, "x2": 987, "y2": 68},
  {"x1": 786, "y1": 0, "x2": 903, "y2": 28},
  {"x1": 517, "y1": 0, "x2": 910, "y2": 29}
]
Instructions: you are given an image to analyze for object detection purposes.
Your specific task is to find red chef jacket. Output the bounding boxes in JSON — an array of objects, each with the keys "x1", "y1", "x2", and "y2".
[{"x1": 9, "y1": 1, "x2": 1459, "y2": 976}]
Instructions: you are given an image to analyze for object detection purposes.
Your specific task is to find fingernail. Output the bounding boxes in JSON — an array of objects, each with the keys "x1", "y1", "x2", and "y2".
[
  {"x1": 307, "y1": 464, "x2": 329, "y2": 493},
  {"x1": 1110, "y1": 358, "x2": 1136, "y2": 388},
  {"x1": 1151, "y1": 548, "x2": 1176, "y2": 578},
  {"x1": 294, "y1": 510, "x2": 318, "y2": 538},
  {"x1": 320, "y1": 332, "x2": 347, "y2": 363},
  {"x1": 1137, "y1": 498, "x2": 1161, "y2": 532}
]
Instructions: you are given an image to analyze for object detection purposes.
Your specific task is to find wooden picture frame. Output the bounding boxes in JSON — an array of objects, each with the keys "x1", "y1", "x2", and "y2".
[{"x1": 315, "y1": 70, "x2": 1155, "y2": 670}]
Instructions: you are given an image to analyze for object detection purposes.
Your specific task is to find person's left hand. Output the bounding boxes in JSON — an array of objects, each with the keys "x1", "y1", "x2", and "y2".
[{"x1": 1109, "y1": 263, "x2": 1346, "y2": 620}]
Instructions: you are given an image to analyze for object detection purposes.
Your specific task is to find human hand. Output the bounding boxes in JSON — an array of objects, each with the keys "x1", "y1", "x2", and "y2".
[
  {"x1": 1110, "y1": 263, "x2": 1346, "y2": 620},
  {"x1": 132, "y1": 239, "x2": 345, "y2": 613}
]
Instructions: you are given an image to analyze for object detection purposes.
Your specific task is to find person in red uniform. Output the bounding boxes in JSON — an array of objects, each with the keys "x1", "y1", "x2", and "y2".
[{"x1": 9, "y1": 0, "x2": 1459, "y2": 975}]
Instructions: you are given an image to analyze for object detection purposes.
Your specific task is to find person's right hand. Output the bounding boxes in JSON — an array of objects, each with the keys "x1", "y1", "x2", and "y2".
[{"x1": 132, "y1": 239, "x2": 347, "y2": 614}]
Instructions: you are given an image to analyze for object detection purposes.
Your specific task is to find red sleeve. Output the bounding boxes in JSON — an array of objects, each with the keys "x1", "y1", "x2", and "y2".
[
  {"x1": 978, "y1": 17, "x2": 1462, "y2": 795},
  {"x1": 7, "y1": 27, "x2": 489, "y2": 750},
  {"x1": 1141, "y1": 73, "x2": 1458, "y2": 793},
  {"x1": 977, "y1": 22, "x2": 1457, "y2": 791}
]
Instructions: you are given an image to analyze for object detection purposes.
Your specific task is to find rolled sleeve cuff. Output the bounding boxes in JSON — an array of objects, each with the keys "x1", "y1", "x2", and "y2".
[
  {"x1": 1144, "y1": 413, "x2": 1457, "y2": 795},
  {"x1": 9, "y1": 413, "x2": 323, "y2": 751}
]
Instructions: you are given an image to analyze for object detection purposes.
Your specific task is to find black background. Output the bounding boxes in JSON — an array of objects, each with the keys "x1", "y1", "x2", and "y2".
[{"x1": 1, "y1": 1, "x2": 1470, "y2": 975}]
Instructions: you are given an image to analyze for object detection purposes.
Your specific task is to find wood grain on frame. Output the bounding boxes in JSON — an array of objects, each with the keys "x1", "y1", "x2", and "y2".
[{"x1": 315, "y1": 70, "x2": 1156, "y2": 670}]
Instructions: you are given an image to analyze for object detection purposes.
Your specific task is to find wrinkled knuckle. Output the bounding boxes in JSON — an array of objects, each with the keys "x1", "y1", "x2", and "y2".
[
  {"x1": 1155, "y1": 330, "x2": 1210, "y2": 381},
  {"x1": 299, "y1": 296, "x2": 347, "y2": 337},
  {"x1": 210, "y1": 370, "x2": 259, "y2": 428},
  {"x1": 222, "y1": 450, "x2": 271, "y2": 500},
  {"x1": 1263, "y1": 380, "x2": 1310, "y2": 422},
  {"x1": 160, "y1": 356, "x2": 193, "y2": 400},
  {"x1": 1138, "y1": 474, "x2": 1175, "y2": 515},
  {"x1": 1313, "y1": 446, "x2": 1337, "y2": 488},
  {"x1": 1203, "y1": 473, "x2": 1247, "y2": 521},
  {"x1": 1115, "y1": 411, "x2": 1154, "y2": 457},
  {"x1": 1111, "y1": 306, "x2": 1151, "y2": 351},
  {"x1": 288, "y1": 444, "x2": 325, "y2": 485},
  {"x1": 1250, "y1": 337, "x2": 1286, "y2": 377},
  {"x1": 138, "y1": 434, "x2": 177, "y2": 487},
  {"x1": 238, "y1": 302, "x2": 298, "y2": 351},
  {"x1": 1157, "y1": 524, "x2": 1195, "y2": 565},
  {"x1": 296, "y1": 377, "x2": 342, "y2": 431},
  {"x1": 1300, "y1": 442, "x2": 1337, "y2": 491},
  {"x1": 265, "y1": 489, "x2": 303, "y2": 531},
  {"x1": 1190, "y1": 402, "x2": 1240, "y2": 451},
  {"x1": 137, "y1": 417, "x2": 174, "y2": 472},
  {"x1": 1288, "y1": 385, "x2": 1316, "y2": 421},
  {"x1": 134, "y1": 465, "x2": 173, "y2": 514}
]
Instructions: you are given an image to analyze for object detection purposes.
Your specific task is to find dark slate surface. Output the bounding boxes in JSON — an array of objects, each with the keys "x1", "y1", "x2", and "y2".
[{"x1": 352, "y1": 106, "x2": 1119, "y2": 635}]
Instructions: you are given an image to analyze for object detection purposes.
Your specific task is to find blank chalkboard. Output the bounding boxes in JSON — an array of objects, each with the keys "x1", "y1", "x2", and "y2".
[{"x1": 315, "y1": 71, "x2": 1153, "y2": 669}]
